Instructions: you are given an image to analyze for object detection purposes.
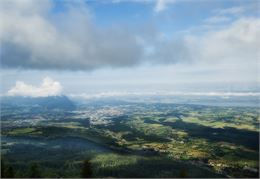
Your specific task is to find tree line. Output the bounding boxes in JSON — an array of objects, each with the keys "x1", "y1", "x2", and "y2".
[{"x1": 1, "y1": 159, "x2": 92, "y2": 178}]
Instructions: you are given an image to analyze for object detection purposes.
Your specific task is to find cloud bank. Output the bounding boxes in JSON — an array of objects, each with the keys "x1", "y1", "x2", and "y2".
[
  {"x1": 69, "y1": 91, "x2": 260, "y2": 101},
  {"x1": 0, "y1": 0, "x2": 259, "y2": 72},
  {"x1": 7, "y1": 77, "x2": 62, "y2": 97},
  {"x1": 1, "y1": 0, "x2": 143, "y2": 70}
]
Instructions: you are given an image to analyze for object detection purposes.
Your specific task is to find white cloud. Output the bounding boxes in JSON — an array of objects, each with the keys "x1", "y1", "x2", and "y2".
[
  {"x1": 215, "y1": 6, "x2": 245, "y2": 15},
  {"x1": 7, "y1": 77, "x2": 62, "y2": 97},
  {"x1": 204, "y1": 16, "x2": 231, "y2": 24},
  {"x1": 187, "y1": 17, "x2": 260, "y2": 84},
  {"x1": 198, "y1": 17, "x2": 260, "y2": 65},
  {"x1": 154, "y1": 0, "x2": 176, "y2": 12},
  {"x1": 111, "y1": 0, "x2": 177, "y2": 12}
]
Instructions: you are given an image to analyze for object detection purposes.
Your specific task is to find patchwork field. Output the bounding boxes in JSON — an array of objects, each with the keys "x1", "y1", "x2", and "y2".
[{"x1": 1, "y1": 97, "x2": 259, "y2": 178}]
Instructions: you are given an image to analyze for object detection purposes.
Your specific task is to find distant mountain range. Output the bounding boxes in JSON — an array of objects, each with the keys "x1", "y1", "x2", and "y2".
[{"x1": 1, "y1": 95, "x2": 76, "y2": 110}]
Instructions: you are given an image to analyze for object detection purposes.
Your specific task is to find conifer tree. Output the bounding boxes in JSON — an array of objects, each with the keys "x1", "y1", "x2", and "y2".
[
  {"x1": 81, "y1": 160, "x2": 92, "y2": 178},
  {"x1": 29, "y1": 163, "x2": 41, "y2": 178}
]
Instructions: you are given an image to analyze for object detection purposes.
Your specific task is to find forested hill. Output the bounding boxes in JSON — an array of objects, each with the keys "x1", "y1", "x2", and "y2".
[{"x1": 1, "y1": 95, "x2": 76, "y2": 110}]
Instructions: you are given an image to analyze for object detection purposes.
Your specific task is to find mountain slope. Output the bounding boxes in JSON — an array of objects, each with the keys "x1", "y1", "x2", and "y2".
[{"x1": 1, "y1": 95, "x2": 76, "y2": 110}]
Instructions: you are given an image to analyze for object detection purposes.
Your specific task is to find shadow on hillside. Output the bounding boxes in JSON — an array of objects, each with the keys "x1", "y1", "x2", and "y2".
[{"x1": 162, "y1": 120, "x2": 259, "y2": 150}]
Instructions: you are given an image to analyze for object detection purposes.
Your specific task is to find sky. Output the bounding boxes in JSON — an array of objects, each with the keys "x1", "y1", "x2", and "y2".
[{"x1": 0, "y1": 0, "x2": 260, "y2": 97}]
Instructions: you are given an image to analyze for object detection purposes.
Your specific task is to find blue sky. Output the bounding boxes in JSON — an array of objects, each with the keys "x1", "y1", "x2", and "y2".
[
  {"x1": 1, "y1": 0, "x2": 259, "y2": 97},
  {"x1": 51, "y1": 0, "x2": 259, "y2": 35}
]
